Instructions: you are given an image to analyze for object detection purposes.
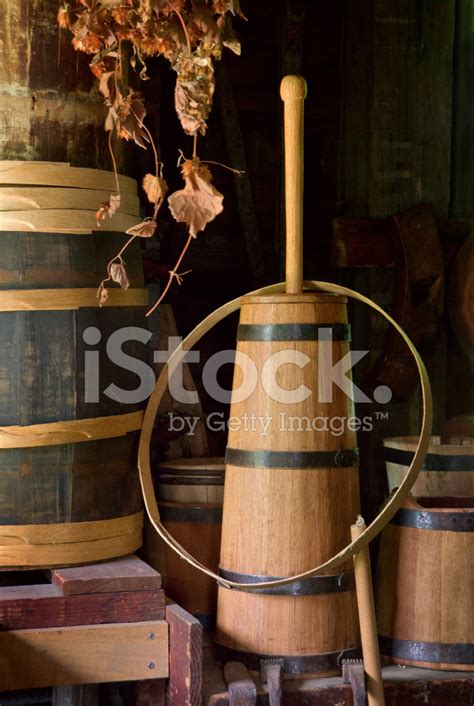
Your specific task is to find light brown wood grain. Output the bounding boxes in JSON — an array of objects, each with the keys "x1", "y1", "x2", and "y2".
[
  {"x1": 0, "y1": 209, "x2": 138, "y2": 233},
  {"x1": 0, "y1": 513, "x2": 143, "y2": 567},
  {"x1": 0, "y1": 162, "x2": 137, "y2": 194},
  {"x1": 351, "y1": 521, "x2": 386, "y2": 706},
  {"x1": 0, "y1": 187, "x2": 140, "y2": 216},
  {"x1": 384, "y1": 436, "x2": 474, "y2": 497},
  {"x1": 0, "y1": 620, "x2": 168, "y2": 690},
  {"x1": 0, "y1": 411, "x2": 143, "y2": 448},
  {"x1": 280, "y1": 76, "x2": 307, "y2": 294},
  {"x1": 217, "y1": 293, "x2": 360, "y2": 670},
  {"x1": 376, "y1": 496, "x2": 474, "y2": 671},
  {"x1": 0, "y1": 288, "x2": 148, "y2": 312}
]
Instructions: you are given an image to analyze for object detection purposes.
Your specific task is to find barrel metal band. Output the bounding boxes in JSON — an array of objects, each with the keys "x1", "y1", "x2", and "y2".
[
  {"x1": 158, "y1": 475, "x2": 225, "y2": 486},
  {"x1": 0, "y1": 288, "x2": 148, "y2": 312},
  {"x1": 385, "y1": 446, "x2": 474, "y2": 472},
  {"x1": 379, "y1": 636, "x2": 474, "y2": 665},
  {"x1": 391, "y1": 508, "x2": 473, "y2": 532},
  {"x1": 225, "y1": 447, "x2": 359, "y2": 469},
  {"x1": 0, "y1": 411, "x2": 143, "y2": 449},
  {"x1": 218, "y1": 567, "x2": 355, "y2": 595},
  {"x1": 237, "y1": 323, "x2": 351, "y2": 342},
  {"x1": 214, "y1": 643, "x2": 361, "y2": 676},
  {"x1": 160, "y1": 505, "x2": 222, "y2": 524}
]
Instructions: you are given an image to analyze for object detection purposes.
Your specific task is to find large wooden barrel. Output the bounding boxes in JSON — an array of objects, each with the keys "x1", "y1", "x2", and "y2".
[
  {"x1": 148, "y1": 458, "x2": 224, "y2": 628},
  {"x1": 0, "y1": 165, "x2": 147, "y2": 567},
  {"x1": 216, "y1": 293, "x2": 361, "y2": 677},
  {"x1": 384, "y1": 436, "x2": 474, "y2": 497},
  {"x1": 376, "y1": 495, "x2": 474, "y2": 671}
]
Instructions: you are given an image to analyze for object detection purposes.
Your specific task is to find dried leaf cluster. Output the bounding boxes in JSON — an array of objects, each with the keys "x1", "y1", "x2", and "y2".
[{"x1": 59, "y1": 0, "x2": 244, "y2": 313}]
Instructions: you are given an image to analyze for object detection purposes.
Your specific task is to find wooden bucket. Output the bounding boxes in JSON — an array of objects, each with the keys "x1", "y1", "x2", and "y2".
[
  {"x1": 152, "y1": 458, "x2": 224, "y2": 628},
  {"x1": 0, "y1": 167, "x2": 146, "y2": 567},
  {"x1": 216, "y1": 293, "x2": 361, "y2": 677},
  {"x1": 384, "y1": 436, "x2": 474, "y2": 497},
  {"x1": 376, "y1": 495, "x2": 474, "y2": 671}
]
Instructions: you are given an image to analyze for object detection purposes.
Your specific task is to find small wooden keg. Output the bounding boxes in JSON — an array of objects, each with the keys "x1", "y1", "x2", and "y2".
[
  {"x1": 384, "y1": 436, "x2": 474, "y2": 497},
  {"x1": 216, "y1": 294, "x2": 361, "y2": 677},
  {"x1": 151, "y1": 458, "x2": 224, "y2": 628},
  {"x1": 376, "y1": 495, "x2": 474, "y2": 671}
]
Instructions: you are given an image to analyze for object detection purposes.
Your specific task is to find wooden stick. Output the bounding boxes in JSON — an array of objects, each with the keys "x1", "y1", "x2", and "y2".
[
  {"x1": 280, "y1": 75, "x2": 307, "y2": 294},
  {"x1": 351, "y1": 519, "x2": 386, "y2": 706}
]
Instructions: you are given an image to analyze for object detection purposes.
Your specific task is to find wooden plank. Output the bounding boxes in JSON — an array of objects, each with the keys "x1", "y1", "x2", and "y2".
[
  {"x1": 0, "y1": 586, "x2": 165, "y2": 630},
  {"x1": 0, "y1": 620, "x2": 168, "y2": 691},
  {"x1": 451, "y1": 0, "x2": 474, "y2": 217},
  {"x1": 0, "y1": 209, "x2": 139, "y2": 234},
  {"x1": 52, "y1": 685, "x2": 98, "y2": 706},
  {"x1": 166, "y1": 602, "x2": 203, "y2": 706},
  {"x1": 135, "y1": 679, "x2": 166, "y2": 706},
  {"x1": 224, "y1": 662, "x2": 257, "y2": 706},
  {"x1": 370, "y1": 0, "x2": 455, "y2": 216},
  {"x1": 52, "y1": 555, "x2": 162, "y2": 596}
]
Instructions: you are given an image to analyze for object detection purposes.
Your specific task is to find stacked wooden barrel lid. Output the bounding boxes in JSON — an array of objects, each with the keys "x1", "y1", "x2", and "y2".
[
  {"x1": 379, "y1": 432, "x2": 473, "y2": 670},
  {"x1": 148, "y1": 458, "x2": 225, "y2": 628},
  {"x1": 0, "y1": 161, "x2": 148, "y2": 568}
]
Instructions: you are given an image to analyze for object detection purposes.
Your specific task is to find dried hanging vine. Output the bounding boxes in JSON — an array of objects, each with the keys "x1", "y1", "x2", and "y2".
[{"x1": 58, "y1": 0, "x2": 245, "y2": 312}]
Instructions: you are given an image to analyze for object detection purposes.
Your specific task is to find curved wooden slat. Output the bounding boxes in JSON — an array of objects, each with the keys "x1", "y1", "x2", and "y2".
[
  {"x1": 0, "y1": 288, "x2": 148, "y2": 311},
  {"x1": 0, "y1": 187, "x2": 140, "y2": 217},
  {"x1": 0, "y1": 162, "x2": 137, "y2": 194},
  {"x1": 0, "y1": 209, "x2": 138, "y2": 233},
  {"x1": 0, "y1": 411, "x2": 144, "y2": 449}
]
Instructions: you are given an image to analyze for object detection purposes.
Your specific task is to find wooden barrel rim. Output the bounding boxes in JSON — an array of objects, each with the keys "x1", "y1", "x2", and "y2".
[
  {"x1": 0, "y1": 210, "x2": 139, "y2": 233},
  {"x1": 138, "y1": 280, "x2": 433, "y2": 590},
  {"x1": 0, "y1": 162, "x2": 138, "y2": 194},
  {"x1": 242, "y1": 293, "x2": 348, "y2": 305},
  {"x1": 158, "y1": 474, "x2": 225, "y2": 486},
  {"x1": 0, "y1": 511, "x2": 143, "y2": 544},
  {"x1": 384, "y1": 435, "x2": 474, "y2": 455},
  {"x1": 0, "y1": 187, "x2": 140, "y2": 217},
  {"x1": 0, "y1": 288, "x2": 148, "y2": 311},
  {"x1": 158, "y1": 458, "x2": 225, "y2": 472},
  {"x1": 0, "y1": 411, "x2": 143, "y2": 449},
  {"x1": 391, "y1": 496, "x2": 473, "y2": 532}
]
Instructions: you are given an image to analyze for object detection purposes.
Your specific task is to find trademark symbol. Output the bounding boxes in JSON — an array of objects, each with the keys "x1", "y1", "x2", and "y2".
[{"x1": 374, "y1": 411, "x2": 389, "y2": 421}]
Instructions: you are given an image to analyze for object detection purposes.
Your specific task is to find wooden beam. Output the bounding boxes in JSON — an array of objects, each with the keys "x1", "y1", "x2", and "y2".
[
  {"x1": 51, "y1": 555, "x2": 162, "y2": 595},
  {"x1": 166, "y1": 603, "x2": 203, "y2": 706},
  {"x1": 0, "y1": 620, "x2": 168, "y2": 691}
]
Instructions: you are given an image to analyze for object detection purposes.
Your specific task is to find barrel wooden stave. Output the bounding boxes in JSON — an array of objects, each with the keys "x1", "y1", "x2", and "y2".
[
  {"x1": 384, "y1": 436, "x2": 474, "y2": 497},
  {"x1": 376, "y1": 496, "x2": 474, "y2": 671},
  {"x1": 216, "y1": 294, "x2": 360, "y2": 676}
]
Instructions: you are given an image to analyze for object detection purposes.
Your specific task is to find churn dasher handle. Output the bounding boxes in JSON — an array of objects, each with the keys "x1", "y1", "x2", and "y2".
[{"x1": 280, "y1": 75, "x2": 307, "y2": 294}]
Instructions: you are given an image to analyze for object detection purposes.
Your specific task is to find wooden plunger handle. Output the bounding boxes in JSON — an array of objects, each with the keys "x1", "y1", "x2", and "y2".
[
  {"x1": 280, "y1": 75, "x2": 307, "y2": 294},
  {"x1": 351, "y1": 520, "x2": 386, "y2": 706}
]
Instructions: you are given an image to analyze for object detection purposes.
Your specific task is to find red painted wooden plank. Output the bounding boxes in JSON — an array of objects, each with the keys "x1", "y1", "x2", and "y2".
[
  {"x1": 0, "y1": 588, "x2": 165, "y2": 630},
  {"x1": 51, "y1": 555, "x2": 162, "y2": 595},
  {"x1": 166, "y1": 602, "x2": 203, "y2": 706}
]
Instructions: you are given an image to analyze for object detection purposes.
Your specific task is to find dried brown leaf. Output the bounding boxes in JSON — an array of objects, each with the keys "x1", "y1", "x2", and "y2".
[
  {"x1": 168, "y1": 159, "x2": 223, "y2": 237},
  {"x1": 109, "y1": 262, "x2": 130, "y2": 289},
  {"x1": 58, "y1": 5, "x2": 71, "y2": 29},
  {"x1": 98, "y1": 285, "x2": 109, "y2": 306},
  {"x1": 126, "y1": 219, "x2": 157, "y2": 238},
  {"x1": 96, "y1": 193, "x2": 121, "y2": 224},
  {"x1": 142, "y1": 173, "x2": 168, "y2": 205}
]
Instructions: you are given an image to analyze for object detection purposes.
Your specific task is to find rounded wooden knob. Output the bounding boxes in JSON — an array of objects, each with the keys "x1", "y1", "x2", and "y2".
[{"x1": 280, "y1": 75, "x2": 308, "y2": 101}]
